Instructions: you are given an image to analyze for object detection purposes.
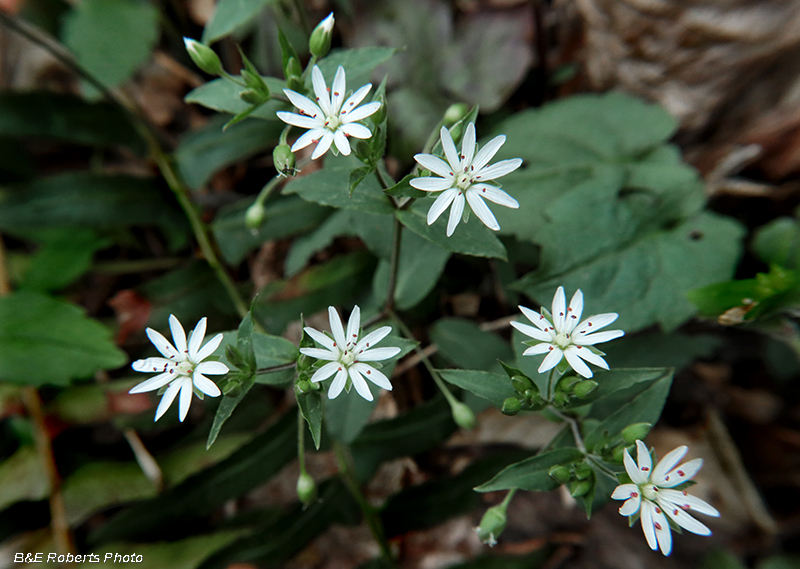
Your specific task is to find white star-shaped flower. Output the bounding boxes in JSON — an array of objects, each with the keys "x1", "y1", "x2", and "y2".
[
  {"x1": 611, "y1": 440, "x2": 720, "y2": 556},
  {"x1": 276, "y1": 65, "x2": 380, "y2": 160},
  {"x1": 130, "y1": 315, "x2": 228, "y2": 422},
  {"x1": 511, "y1": 286, "x2": 624, "y2": 378},
  {"x1": 299, "y1": 306, "x2": 400, "y2": 401},
  {"x1": 410, "y1": 122, "x2": 522, "y2": 236}
]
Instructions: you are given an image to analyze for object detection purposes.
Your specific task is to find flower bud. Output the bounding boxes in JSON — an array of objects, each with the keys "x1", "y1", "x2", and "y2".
[
  {"x1": 244, "y1": 202, "x2": 265, "y2": 229},
  {"x1": 574, "y1": 464, "x2": 592, "y2": 480},
  {"x1": 370, "y1": 95, "x2": 387, "y2": 125},
  {"x1": 572, "y1": 380, "x2": 598, "y2": 399},
  {"x1": 273, "y1": 143, "x2": 296, "y2": 176},
  {"x1": 511, "y1": 375, "x2": 533, "y2": 393},
  {"x1": 569, "y1": 479, "x2": 592, "y2": 498},
  {"x1": 240, "y1": 88, "x2": 269, "y2": 106},
  {"x1": 501, "y1": 397, "x2": 521, "y2": 416},
  {"x1": 296, "y1": 471, "x2": 317, "y2": 506},
  {"x1": 622, "y1": 423, "x2": 652, "y2": 444},
  {"x1": 223, "y1": 380, "x2": 241, "y2": 397},
  {"x1": 444, "y1": 103, "x2": 469, "y2": 125},
  {"x1": 284, "y1": 56, "x2": 303, "y2": 79},
  {"x1": 183, "y1": 38, "x2": 224, "y2": 76},
  {"x1": 296, "y1": 379, "x2": 312, "y2": 394},
  {"x1": 475, "y1": 504, "x2": 506, "y2": 547},
  {"x1": 309, "y1": 12, "x2": 334, "y2": 58},
  {"x1": 611, "y1": 443, "x2": 629, "y2": 463},
  {"x1": 548, "y1": 465, "x2": 571, "y2": 485},
  {"x1": 451, "y1": 401, "x2": 476, "y2": 431}
]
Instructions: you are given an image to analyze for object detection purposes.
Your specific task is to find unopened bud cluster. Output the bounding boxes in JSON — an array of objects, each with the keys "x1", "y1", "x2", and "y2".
[
  {"x1": 548, "y1": 461, "x2": 595, "y2": 498},
  {"x1": 501, "y1": 372, "x2": 545, "y2": 416}
]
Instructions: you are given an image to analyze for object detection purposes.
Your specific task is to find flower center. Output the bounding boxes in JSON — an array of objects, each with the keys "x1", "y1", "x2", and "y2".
[
  {"x1": 324, "y1": 115, "x2": 341, "y2": 131},
  {"x1": 176, "y1": 360, "x2": 194, "y2": 377},
  {"x1": 554, "y1": 332, "x2": 572, "y2": 349},
  {"x1": 340, "y1": 350, "x2": 356, "y2": 366},
  {"x1": 641, "y1": 483, "x2": 658, "y2": 501},
  {"x1": 456, "y1": 173, "x2": 472, "y2": 190}
]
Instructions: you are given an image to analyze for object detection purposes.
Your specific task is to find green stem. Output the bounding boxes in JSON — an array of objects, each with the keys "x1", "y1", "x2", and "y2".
[
  {"x1": 385, "y1": 217, "x2": 403, "y2": 312},
  {"x1": 297, "y1": 408, "x2": 307, "y2": 474},
  {"x1": 501, "y1": 487, "x2": 517, "y2": 509},
  {"x1": 546, "y1": 368, "x2": 558, "y2": 402},
  {"x1": 587, "y1": 455, "x2": 620, "y2": 482},
  {"x1": 256, "y1": 362, "x2": 297, "y2": 375},
  {"x1": 333, "y1": 442, "x2": 394, "y2": 564},
  {"x1": 549, "y1": 408, "x2": 586, "y2": 453}
]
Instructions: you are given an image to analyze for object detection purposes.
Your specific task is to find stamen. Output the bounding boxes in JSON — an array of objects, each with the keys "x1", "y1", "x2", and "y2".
[{"x1": 654, "y1": 522, "x2": 662, "y2": 530}]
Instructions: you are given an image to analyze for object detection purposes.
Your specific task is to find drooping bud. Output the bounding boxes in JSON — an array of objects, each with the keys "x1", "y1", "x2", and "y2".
[
  {"x1": 475, "y1": 503, "x2": 507, "y2": 547},
  {"x1": 573, "y1": 380, "x2": 598, "y2": 399},
  {"x1": 451, "y1": 401, "x2": 476, "y2": 431},
  {"x1": 183, "y1": 38, "x2": 224, "y2": 76},
  {"x1": 622, "y1": 423, "x2": 652, "y2": 444},
  {"x1": 240, "y1": 88, "x2": 269, "y2": 106},
  {"x1": 501, "y1": 397, "x2": 521, "y2": 416},
  {"x1": 273, "y1": 143, "x2": 296, "y2": 176},
  {"x1": 296, "y1": 471, "x2": 317, "y2": 506},
  {"x1": 308, "y1": 12, "x2": 335, "y2": 58},
  {"x1": 548, "y1": 465, "x2": 571, "y2": 485},
  {"x1": 244, "y1": 202, "x2": 265, "y2": 230},
  {"x1": 443, "y1": 103, "x2": 469, "y2": 125}
]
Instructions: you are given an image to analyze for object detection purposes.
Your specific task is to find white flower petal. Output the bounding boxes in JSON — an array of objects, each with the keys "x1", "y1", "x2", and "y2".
[
  {"x1": 414, "y1": 154, "x2": 454, "y2": 178},
  {"x1": 427, "y1": 188, "x2": 459, "y2": 226},
  {"x1": 658, "y1": 458, "x2": 704, "y2": 488},
  {"x1": 188, "y1": 317, "x2": 207, "y2": 360},
  {"x1": 636, "y1": 440, "x2": 653, "y2": 477},
  {"x1": 300, "y1": 347, "x2": 338, "y2": 361},
  {"x1": 291, "y1": 128, "x2": 327, "y2": 152},
  {"x1": 652, "y1": 446, "x2": 689, "y2": 484},
  {"x1": 276, "y1": 111, "x2": 323, "y2": 130},
  {"x1": 311, "y1": 361, "x2": 342, "y2": 382},
  {"x1": 565, "y1": 290, "x2": 584, "y2": 333},
  {"x1": 169, "y1": 314, "x2": 187, "y2": 355},
  {"x1": 354, "y1": 363, "x2": 392, "y2": 390},
  {"x1": 129, "y1": 372, "x2": 174, "y2": 394},
  {"x1": 132, "y1": 357, "x2": 175, "y2": 374},
  {"x1": 624, "y1": 447, "x2": 648, "y2": 485},
  {"x1": 146, "y1": 328, "x2": 180, "y2": 359},
  {"x1": 465, "y1": 191, "x2": 500, "y2": 231},
  {"x1": 410, "y1": 176, "x2": 455, "y2": 192},
  {"x1": 652, "y1": 503, "x2": 673, "y2": 555},
  {"x1": 510, "y1": 321, "x2": 551, "y2": 342},
  {"x1": 311, "y1": 131, "x2": 334, "y2": 160},
  {"x1": 471, "y1": 134, "x2": 506, "y2": 172},
  {"x1": 154, "y1": 380, "x2": 182, "y2": 421},
  {"x1": 333, "y1": 129, "x2": 351, "y2": 155},
  {"x1": 519, "y1": 305, "x2": 552, "y2": 332},
  {"x1": 349, "y1": 367, "x2": 373, "y2": 401},
  {"x1": 283, "y1": 89, "x2": 322, "y2": 118},
  {"x1": 640, "y1": 500, "x2": 659, "y2": 552},
  {"x1": 538, "y1": 346, "x2": 563, "y2": 373},
  {"x1": 563, "y1": 347, "x2": 593, "y2": 378},
  {"x1": 354, "y1": 326, "x2": 392, "y2": 352},
  {"x1": 304, "y1": 326, "x2": 335, "y2": 350},
  {"x1": 328, "y1": 368, "x2": 348, "y2": 399},
  {"x1": 196, "y1": 360, "x2": 229, "y2": 375},
  {"x1": 311, "y1": 66, "x2": 332, "y2": 116},
  {"x1": 552, "y1": 287, "x2": 567, "y2": 332},
  {"x1": 342, "y1": 101, "x2": 380, "y2": 123},
  {"x1": 611, "y1": 483, "x2": 640, "y2": 500},
  {"x1": 523, "y1": 343, "x2": 552, "y2": 356},
  {"x1": 658, "y1": 489, "x2": 720, "y2": 517},
  {"x1": 357, "y1": 347, "x2": 400, "y2": 362},
  {"x1": 328, "y1": 306, "x2": 347, "y2": 348},
  {"x1": 568, "y1": 346, "x2": 609, "y2": 371},
  {"x1": 346, "y1": 305, "x2": 361, "y2": 348},
  {"x1": 575, "y1": 313, "x2": 619, "y2": 335},
  {"x1": 658, "y1": 496, "x2": 713, "y2": 536},
  {"x1": 339, "y1": 122, "x2": 372, "y2": 139},
  {"x1": 460, "y1": 122, "x2": 476, "y2": 170},
  {"x1": 331, "y1": 66, "x2": 346, "y2": 113},
  {"x1": 195, "y1": 332, "x2": 223, "y2": 362},
  {"x1": 473, "y1": 158, "x2": 522, "y2": 181},
  {"x1": 439, "y1": 126, "x2": 460, "y2": 170},
  {"x1": 178, "y1": 377, "x2": 194, "y2": 422},
  {"x1": 620, "y1": 495, "x2": 642, "y2": 516},
  {"x1": 193, "y1": 373, "x2": 221, "y2": 397},
  {"x1": 341, "y1": 84, "x2": 372, "y2": 114},
  {"x1": 574, "y1": 329, "x2": 625, "y2": 346},
  {"x1": 446, "y1": 192, "x2": 465, "y2": 237},
  {"x1": 470, "y1": 184, "x2": 519, "y2": 209}
]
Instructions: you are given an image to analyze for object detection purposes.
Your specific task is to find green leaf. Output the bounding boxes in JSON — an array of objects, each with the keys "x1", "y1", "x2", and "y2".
[
  {"x1": 284, "y1": 210, "x2": 355, "y2": 277},
  {"x1": 19, "y1": 228, "x2": 109, "y2": 292},
  {"x1": 476, "y1": 448, "x2": 586, "y2": 492},
  {"x1": 0, "y1": 446, "x2": 49, "y2": 511},
  {"x1": 383, "y1": 174, "x2": 427, "y2": 199},
  {"x1": 372, "y1": 229, "x2": 451, "y2": 310},
  {"x1": 753, "y1": 217, "x2": 800, "y2": 268},
  {"x1": 185, "y1": 77, "x2": 286, "y2": 120},
  {"x1": 561, "y1": 367, "x2": 674, "y2": 410},
  {"x1": 430, "y1": 318, "x2": 513, "y2": 372},
  {"x1": 0, "y1": 291, "x2": 126, "y2": 386},
  {"x1": 315, "y1": 47, "x2": 397, "y2": 92},
  {"x1": 283, "y1": 155, "x2": 394, "y2": 214},
  {"x1": 62, "y1": 0, "x2": 158, "y2": 91},
  {"x1": 297, "y1": 391, "x2": 323, "y2": 449},
  {"x1": 202, "y1": 0, "x2": 277, "y2": 44},
  {"x1": 438, "y1": 369, "x2": 516, "y2": 407},
  {"x1": 212, "y1": 195, "x2": 330, "y2": 264},
  {"x1": 396, "y1": 200, "x2": 507, "y2": 260},
  {"x1": 253, "y1": 331, "x2": 298, "y2": 385},
  {"x1": 176, "y1": 115, "x2": 282, "y2": 189},
  {"x1": 700, "y1": 550, "x2": 748, "y2": 569},
  {"x1": 514, "y1": 212, "x2": 745, "y2": 332},
  {"x1": 277, "y1": 28, "x2": 299, "y2": 73},
  {"x1": 0, "y1": 91, "x2": 144, "y2": 152},
  {"x1": 349, "y1": 165, "x2": 374, "y2": 197}
]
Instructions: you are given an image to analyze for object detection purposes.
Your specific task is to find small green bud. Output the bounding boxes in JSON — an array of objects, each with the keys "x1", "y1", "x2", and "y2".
[
  {"x1": 284, "y1": 56, "x2": 303, "y2": 79},
  {"x1": 245, "y1": 202, "x2": 265, "y2": 229},
  {"x1": 511, "y1": 375, "x2": 533, "y2": 393},
  {"x1": 622, "y1": 423, "x2": 652, "y2": 444},
  {"x1": 443, "y1": 103, "x2": 469, "y2": 125},
  {"x1": 501, "y1": 397, "x2": 521, "y2": 416},
  {"x1": 273, "y1": 143, "x2": 296, "y2": 176},
  {"x1": 572, "y1": 380, "x2": 598, "y2": 399},
  {"x1": 557, "y1": 375, "x2": 579, "y2": 392},
  {"x1": 184, "y1": 38, "x2": 224, "y2": 76},
  {"x1": 240, "y1": 69, "x2": 268, "y2": 94},
  {"x1": 475, "y1": 504, "x2": 507, "y2": 547},
  {"x1": 451, "y1": 401, "x2": 476, "y2": 431},
  {"x1": 523, "y1": 388, "x2": 540, "y2": 405},
  {"x1": 553, "y1": 391, "x2": 569, "y2": 406},
  {"x1": 296, "y1": 471, "x2": 317, "y2": 506},
  {"x1": 574, "y1": 464, "x2": 592, "y2": 480},
  {"x1": 611, "y1": 443, "x2": 628, "y2": 463},
  {"x1": 240, "y1": 88, "x2": 269, "y2": 106},
  {"x1": 569, "y1": 479, "x2": 592, "y2": 498},
  {"x1": 296, "y1": 379, "x2": 312, "y2": 394},
  {"x1": 548, "y1": 465, "x2": 571, "y2": 485},
  {"x1": 223, "y1": 380, "x2": 241, "y2": 397},
  {"x1": 370, "y1": 95, "x2": 387, "y2": 125},
  {"x1": 308, "y1": 12, "x2": 335, "y2": 58}
]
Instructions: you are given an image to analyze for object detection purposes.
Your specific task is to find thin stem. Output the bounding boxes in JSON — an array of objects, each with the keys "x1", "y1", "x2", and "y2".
[
  {"x1": 501, "y1": 487, "x2": 517, "y2": 509},
  {"x1": 333, "y1": 441, "x2": 394, "y2": 564},
  {"x1": 586, "y1": 455, "x2": 620, "y2": 482},
  {"x1": 256, "y1": 362, "x2": 297, "y2": 374},
  {"x1": 546, "y1": 368, "x2": 557, "y2": 402},
  {"x1": 297, "y1": 408, "x2": 307, "y2": 474},
  {"x1": 22, "y1": 388, "x2": 75, "y2": 557},
  {"x1": 549, "y1": 408, "x2": 586, "y2": 453},
  {"x1": 388, "y1": 310, "x2": 459, "y2": 408},
  {"x1": 385, "y1": 217, "x2": 403, "y2": 312}
]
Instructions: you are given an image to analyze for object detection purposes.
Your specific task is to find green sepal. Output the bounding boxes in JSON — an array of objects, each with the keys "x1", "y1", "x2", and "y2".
[{"x1": 383, "y1": 174, "x2": 427, "y2": 199}]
